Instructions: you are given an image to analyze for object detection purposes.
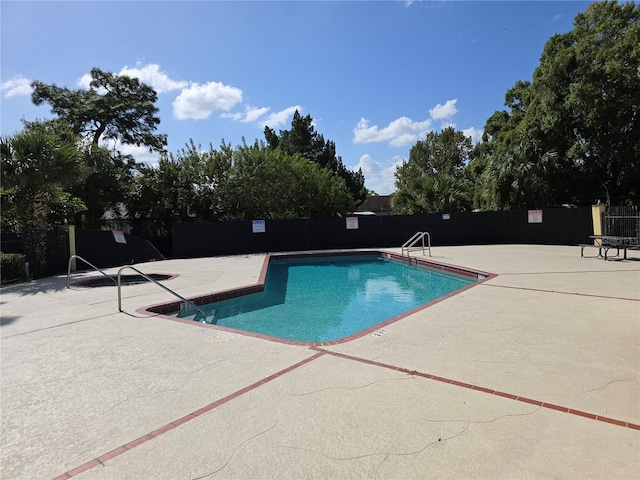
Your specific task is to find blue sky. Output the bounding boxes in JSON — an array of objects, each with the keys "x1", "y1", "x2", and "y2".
[{"x1": 1, "y1": 1, "x2": 592, "y2": 194}]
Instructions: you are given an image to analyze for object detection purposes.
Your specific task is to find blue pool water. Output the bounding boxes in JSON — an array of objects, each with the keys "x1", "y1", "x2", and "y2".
[{"x1": 179, "y1": 255, "x2": 475, "y2": 342}]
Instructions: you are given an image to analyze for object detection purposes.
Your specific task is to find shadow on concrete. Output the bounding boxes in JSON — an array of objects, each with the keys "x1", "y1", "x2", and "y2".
[
  {"x1": 0, "y1": 314, "x2": 20, "y2": 326},
  {"x1": 1, "y1": 275, "x2": 68, "y2": 296}
]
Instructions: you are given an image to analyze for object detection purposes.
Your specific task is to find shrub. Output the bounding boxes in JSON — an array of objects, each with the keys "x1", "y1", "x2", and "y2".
[{"x1": 1, "y1": 253, "x2": 27, "y2": 285}]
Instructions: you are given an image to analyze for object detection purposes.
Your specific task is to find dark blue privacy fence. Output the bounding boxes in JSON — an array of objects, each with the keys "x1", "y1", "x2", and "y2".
[
  {"x1": 172, "y1": 207, "x2": 593, "y2": 258},
  {"x1": 74, "y1": 229, "x2": 164, "y2": 269},
  {"x1": 0, "y1": 208, "x2": 594, "y2": 275},
  {"x1": 1, "y1": 228, "x2": 69, "y2": 278},
  {"x1": 1, "y1": 232, "x2": 23, "y2": 254},
  {"x1": 1, "y1": 229, "x2": 164, "y2": 278}
]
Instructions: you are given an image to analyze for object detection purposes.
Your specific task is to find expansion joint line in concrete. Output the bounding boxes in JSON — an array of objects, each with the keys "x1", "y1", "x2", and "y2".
[
  {"x1": 497, "y1": 269, "x2": 640, "y2": 276},
  {"x1": 483, "y1": 283, "x2": 640, "y2": 302},
  {"x1": 50, "y1": 351, "x2": 326, "y2": 480},
  {"x1": 1, "y1": 316, "x2": 107, "y2": 340},
  {"x1": 310, "y1": 347, "x2": 640, "y2": 432}
]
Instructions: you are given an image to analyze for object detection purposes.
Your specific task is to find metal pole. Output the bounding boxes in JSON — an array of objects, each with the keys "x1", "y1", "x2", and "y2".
[{"x1": 116, "y1": 265, "x2": 207, "y2": 321}]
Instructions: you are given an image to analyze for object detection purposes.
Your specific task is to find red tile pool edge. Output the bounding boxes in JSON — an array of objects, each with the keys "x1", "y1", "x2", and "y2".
[
  {"x1": 313, "y1": 348, "x2": 640, "y2": 431},
  {"x1": 137, "y1": 250, "x2": 497, "y2": 346},
  {"x1": 51, "y1": 352, "x2": 326, "y2": 480},
  {"x1": 52, "y1": 346, "x2": 639, "y2": 479}
]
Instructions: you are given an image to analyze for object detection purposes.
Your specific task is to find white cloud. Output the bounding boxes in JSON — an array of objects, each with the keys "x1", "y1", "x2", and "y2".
[
  {"x1": 353, "y1": 154, "x2": 403, "y2": 195},
  {"x1": 77, "y1": 63, "x2": 187, "y2": 94},
  {"x1": 222, "y1": 104, "x2": 303, "y2": 128},
  {"x1": 462, "y1": 126, "x2": 483, "y2": 144},
  {"x1": 259, "y1": 105, "x2": 303, "y2": 128},
  {"x1": 173, "y1": 82, "x2": 243, "y2": 120},
  {"x1": 118, "y1": 63, "x2": 187, "y2": 93},
  {"x1": 100, "y1": 138, "x2": 161, "y2": 166},
  {"x1": 1, "y1": 76, "x2": 33, "y2": 98},
  {"x1": 222, "y1": 105, "x2": 271, "y2": 123},
  {"x1": 353, "y1": 116, "x2": 432, "y2": 146},
  {"x1": 551, "y1": 14, "x2": 565, "y2": 22},
  {"x1": 76, "y1": 73, "x2": 108, "y2": 95},
  {"x1": 429, "y1": 99, "x2": 458, "y2": 120},
  {"x1": 76, "y1": 73, "x2": 92, "y2": 89},
  {"x1": 353, "y1": 98, "x2": 462, "y2": 146}
]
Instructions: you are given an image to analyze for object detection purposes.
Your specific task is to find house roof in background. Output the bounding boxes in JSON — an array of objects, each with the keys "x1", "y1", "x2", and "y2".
[{"x1": 356, "y1": 195, "x2": 392, "y2": 214}]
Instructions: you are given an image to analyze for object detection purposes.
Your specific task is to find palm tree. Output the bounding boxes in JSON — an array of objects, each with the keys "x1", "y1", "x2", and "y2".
[
  {"x1": 485, "y1": 132, "x2": 557, "y2": 209},
  {"x1": 392, "y1": 176, "x2": 437, "y2": 214},
  {"x1": 1, "y1": 127, "x2": 84, "y2": 276}
]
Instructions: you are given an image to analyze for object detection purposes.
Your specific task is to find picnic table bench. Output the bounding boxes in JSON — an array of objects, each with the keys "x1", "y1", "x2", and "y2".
[{"x1": 580, "y1": 235, "x2": 639, "y2": 260}]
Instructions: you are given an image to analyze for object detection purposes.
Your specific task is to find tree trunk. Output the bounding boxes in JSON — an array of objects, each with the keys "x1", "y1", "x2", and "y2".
[
  {"x1": 17, "y1": 189, "x2": 49, "y2": 276},
  {"x1": 92, "y1": 123, "x2": 107, "y2": 145}
]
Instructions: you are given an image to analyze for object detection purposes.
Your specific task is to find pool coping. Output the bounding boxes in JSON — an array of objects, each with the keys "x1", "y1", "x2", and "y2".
[{"x1": 136, "y1": 249, "x2": 497, "y2": 347}]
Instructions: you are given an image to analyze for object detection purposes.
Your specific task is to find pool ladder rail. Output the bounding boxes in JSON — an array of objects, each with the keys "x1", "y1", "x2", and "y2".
[
  {"x1": 67, "y1": 254, "x2": 117, "y2": 288},
  {"x1": 401, "y1": 231, "x2": 432, "y2": 261},
  {"x1": 66, "y1": 255, "x2": 213, "y2": 324}
]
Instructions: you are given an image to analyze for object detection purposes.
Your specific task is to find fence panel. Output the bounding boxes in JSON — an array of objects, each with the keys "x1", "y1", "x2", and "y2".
[
  {"x1": 172, "y1": 207, "x2": 593, "y2": 259},
  {"x1": 74, "y1": 230, "x2": 164, "y2": 269},
  {"x1": 1, "y1": 228, "x2": 69, "y2": 278},
  {"x1": 41, "y1": 228, "x2": 70, "y2": 277},
  {"x1": 605, "y1": 206, "x2": 639, "y2": 238}
]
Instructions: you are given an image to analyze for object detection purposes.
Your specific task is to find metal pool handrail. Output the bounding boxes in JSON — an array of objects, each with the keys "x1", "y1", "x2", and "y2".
[
  {"x1": 401, "y1": 231, "x2": 432, "y2": 259},
  {"x1": 67, "y1": 254, "x2": 117, "y2": 288},
  {"x1": 116, "y1": 265, "x2": 208, "y2": 323}
]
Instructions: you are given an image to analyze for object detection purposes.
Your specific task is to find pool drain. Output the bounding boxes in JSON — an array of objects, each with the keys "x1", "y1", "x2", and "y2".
[{"x1": 371, "y1": 329, "x2": 388, "y2": 337}]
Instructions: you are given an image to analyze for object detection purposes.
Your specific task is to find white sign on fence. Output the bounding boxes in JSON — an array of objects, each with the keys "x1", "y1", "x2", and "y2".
[
  {"x1": 252, "y1": 219, "x2": 266, "y2": 233},
  {"x1": 528, "y1": 210, "x2": 543, "y2": 223},
  {"x1": 346, "y1": 216, "x2": 359, "y2": 230},
  {"x1": 112, "y1": 230, "x2": 127, "y2": 244}
]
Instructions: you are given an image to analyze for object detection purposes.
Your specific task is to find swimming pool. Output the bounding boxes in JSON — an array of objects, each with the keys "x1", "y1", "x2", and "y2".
[{"x1": 172, "y1": 253, "x2": 479, "y2": 343}]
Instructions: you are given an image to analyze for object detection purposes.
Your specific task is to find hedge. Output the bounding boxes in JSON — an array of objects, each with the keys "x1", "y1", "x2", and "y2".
[{"x1": 1, "y1": 253, "x2": 27, "y2": 285}]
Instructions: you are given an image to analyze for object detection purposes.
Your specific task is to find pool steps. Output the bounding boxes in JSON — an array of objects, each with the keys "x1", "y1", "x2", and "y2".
[
  {"x1": 66, "y1": 256, "x2": 209, "y2": 323},
  {"x1": 116, "y1": 265, "x2": 208, "y2": 322},
  {"x1": 401, "y1": 232, "x2": 431, "y2": 260}
]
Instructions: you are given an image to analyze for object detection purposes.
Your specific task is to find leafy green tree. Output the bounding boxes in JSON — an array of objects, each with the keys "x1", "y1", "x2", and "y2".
[
  {"x1": 465, "y1": 81, "x2": 535, "y2": 210},
  {"x1": 31, "y1": 68, "x2": 167, "y2": 151},
  {"x1": 20, "y1": 117, "x2": 136, "y2": 229},
  {"x1": 460, "y1": 143, "x2": 491, "y2": 211},
  {"x1": 265, "y1": 111, "x2": 367, "y2": 204},
  {"x1": 127, "y1": 155, "x2": 194, "y2": 237},
  {"x1": 30, "y1": 68, "x2": 168, "y2": 227},
  {"x1": 127, "y1": 139, "x2": 237, "y2": 236},
  {"x1": 3, "y1": 119, "x2": 89, "y2": 228},
  {"x1": 0, "y1": 190, "x2": 19, "y2": 232},
  {"x1": 47, "y1": 190, "x2": 87, "y2": 226},
  {"x1": 70, "y1": 148, "x2": 137, "y2": 228},
  {"x1": 393, "y1": 127, "x2": 473, "y2": 213},
  {"x1": 392, "y1": 177, "x2": 438, "y2": 215},
  {"x1": 172, "y1": 140, "x2": 234, "y2": 222},
  {"x1": 128, "y1": 138, "x2": 356, "y2": 232},
  {"x1": 481, "y1": 81, "x2": 532, "y2": 151},
  {"x1": 536, "y1": 0, "x2": 640, "y2": 205},
  {"x1": 1, "y1": 126, "x2": 85, "y2": 274},
  {"x1": 227, "y1": 140, "x2": 356, "y2": 219},
  {"x1": 480, "y1": 1, "x2": 640, "y2": 207},
  {"x1": 482, "y1": 131, "x2": 559, "y2": 209}
]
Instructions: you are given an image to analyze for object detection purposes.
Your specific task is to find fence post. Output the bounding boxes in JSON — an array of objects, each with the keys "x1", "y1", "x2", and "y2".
[
  {"x1": 67, "y1": 225, "x2": 77, "y2": 271},
  {"x1": 591, "y1": 205, "x2": 606, "y2": 244}
]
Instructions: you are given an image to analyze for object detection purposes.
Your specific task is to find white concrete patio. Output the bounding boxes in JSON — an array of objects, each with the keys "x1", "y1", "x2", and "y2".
[{"x1": 1, "y1": 245, "x2": 638, "y2": 479}]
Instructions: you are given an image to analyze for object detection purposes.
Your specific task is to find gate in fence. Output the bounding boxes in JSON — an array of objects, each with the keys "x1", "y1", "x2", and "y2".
[{"x1": 604, "y1": 205, "x2": 639, "y2": 239}]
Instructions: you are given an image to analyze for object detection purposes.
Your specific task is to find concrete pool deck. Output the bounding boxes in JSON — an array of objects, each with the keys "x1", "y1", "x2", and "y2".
[{"x1": 1, "y1": 245, "x2": 638, "y2": 479}]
